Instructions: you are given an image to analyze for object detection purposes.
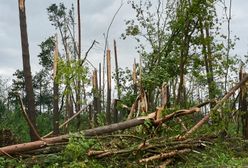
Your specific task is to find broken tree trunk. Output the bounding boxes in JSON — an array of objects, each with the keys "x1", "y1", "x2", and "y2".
[
  {"x1": 239, "y1": 70, "x2": 248, "y2": 139},
  {"x1": 114, "y1": 40, "x2": 121, "y2": 100},
  {"x1": 106, "y1": 49, "x2": 112, "y2": 124},
  {"x1": 92, "y1": 69, "x2": 100, "y2": 124}
]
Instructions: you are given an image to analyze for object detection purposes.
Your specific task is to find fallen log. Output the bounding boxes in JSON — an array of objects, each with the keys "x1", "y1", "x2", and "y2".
[
  {"x1": 0, "y1": 113, "x2": 155, "y2": 156},
  {"x1": 0, "y1": 102, "x2": 210, "y2": 156}
]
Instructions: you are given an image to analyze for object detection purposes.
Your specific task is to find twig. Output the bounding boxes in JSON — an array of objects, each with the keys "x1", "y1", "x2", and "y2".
[
  {"x1": 0, "y1": 149, "x2": 16, "y2": 159},
  {"x1": 139, "y1": 148, "x2": 191, "y2": 163},
  {"x1": 158, "y1": 159, "x2": 173, "y2": 168},
  {"x1": 81, "y1": 40, "x2": 99, "y2": 67},
  {"x1": 95, "y1": 134, "x2": 143, "y2": 141},
  {"x1": 102, "y1": 1, "x2": 124, "y2": 107}
]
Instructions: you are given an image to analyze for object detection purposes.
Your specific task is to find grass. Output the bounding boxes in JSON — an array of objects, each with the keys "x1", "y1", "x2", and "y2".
[{"x1": 173, "y1": 137, "x2": 248, "y2": 168}]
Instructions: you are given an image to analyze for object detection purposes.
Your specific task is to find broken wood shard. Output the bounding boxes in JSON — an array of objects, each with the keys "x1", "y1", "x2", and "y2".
[{"x1": 139, "y1": 149, "x2": 191, "y2": 163}]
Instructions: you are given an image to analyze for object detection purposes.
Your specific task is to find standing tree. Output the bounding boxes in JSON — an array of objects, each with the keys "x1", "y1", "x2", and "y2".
[{"x1": 18, "y1": 0, "x2": 39, "y2": 141}]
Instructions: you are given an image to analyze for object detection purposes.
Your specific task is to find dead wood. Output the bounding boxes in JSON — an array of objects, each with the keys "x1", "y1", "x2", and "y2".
[
  {"x1": 154, "y1": 107, "x2": 201, "y2": 125},
  {"x1": 176, "y1": 118, "x2": 188, "y2": 132},
  {"x1": 139, "y1": 148, "x2": 191, "y2": 163},
  {"x1": 158, "y1": 159, "x2": 173, "y2": 168},
  {"x1": 22, "y1": 143, "x2": 66, "y2": 155},
  {"x1": 89, "y1": 148, "x2": 134, "y2": 158},
  {"x1": 127, "y1": 95, "x2": 140, "y2": 120}
]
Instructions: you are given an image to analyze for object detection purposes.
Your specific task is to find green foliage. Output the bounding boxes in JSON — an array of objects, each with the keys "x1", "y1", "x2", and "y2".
[
  {"x1": 63, "y1": 134, "x2": 96, "y2": 161},
  {"x1": 56, "y1": 59, "x2": 87, "y2": 86},
  {"x1": 47, "y1": 3, "x2": 67, "y2": 28},
  {"x1": 41, "y1": 134, "x2": 103, "y2": 168},
  {"x1": 36, "y1": 113, "x2": 53, "y2": 136},
  {"x1": 56, "y1": 59, "x2": 88, "y2": 102},
  {"x1": 0, "y1": 108, "x2": 54, "y2": 142},
  {"x1": 0, "y1": 108, "x2": 30, "y2": 142},
  {"x1": 37, "y1": 36, "x2": 55, "y2": 70},
  {"x1": 0, "y1": 157, "x2": 27, "y2": 168},
  {"x1": 96, "y1": 112, "x2": 106, "y2": 126},
  {"x1": 175, "y1": 140, "x2": 248, "y2": 167}
]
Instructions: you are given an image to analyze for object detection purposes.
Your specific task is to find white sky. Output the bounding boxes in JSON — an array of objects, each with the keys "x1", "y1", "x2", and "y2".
[{"x1": 0, "y1": 0, "x2": 247, "y2": 79}]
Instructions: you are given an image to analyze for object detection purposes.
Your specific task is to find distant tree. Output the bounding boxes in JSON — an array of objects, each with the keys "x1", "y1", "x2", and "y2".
[
  {"x1": 18, "y1": 0, "x2": 39, "y2": 141},
  {"x1": 47, "y1": 3, "x2": 89, "y2": 129},
  {"x1": 36, "y1": 36, "x2": 56, "y2": 115},
  {"x1": 33, "y1": 70, "x2": 53, "y2": 114},
  {"x1": 0, "y1": 77, "x2": 10, "y2": 119}
]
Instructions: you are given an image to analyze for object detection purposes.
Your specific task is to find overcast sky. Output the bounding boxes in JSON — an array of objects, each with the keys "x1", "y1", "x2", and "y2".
[{"x1": 0, "y1": 0, "x2": 247, "y2": 80}]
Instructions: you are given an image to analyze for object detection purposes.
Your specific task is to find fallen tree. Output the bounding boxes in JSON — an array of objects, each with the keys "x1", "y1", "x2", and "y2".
[
  {"x1": 0, "y1": 113, "x2": 155, "y2": 155},
  {"x1": 0, "y1": 104, "x2": 203, "y2": 156}
]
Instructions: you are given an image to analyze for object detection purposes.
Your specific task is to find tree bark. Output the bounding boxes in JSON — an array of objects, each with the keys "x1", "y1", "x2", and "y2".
[
  {"x1": 239, "y1": 70, "x2": 248, "y2": 139},
  {"x1": 114, "y1": 40, "x2": 121, "y2": 99},
  {"x1": 18, "y1": 0, "x2": 38, "y2": 141},
  {"x1": 53, "y1": 34, "x2": 59, "y2": 135},
  {"x1": 75, "y1": 0, "x2": 81, "y2": 124},
  {"x1": 106, "y1": 49, "x2": 111, "y2": 124}
]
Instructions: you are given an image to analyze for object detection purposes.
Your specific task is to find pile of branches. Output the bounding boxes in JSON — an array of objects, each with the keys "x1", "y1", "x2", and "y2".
[{"x1": 86, "y1": 134, "x2": 214, "y2": 167}]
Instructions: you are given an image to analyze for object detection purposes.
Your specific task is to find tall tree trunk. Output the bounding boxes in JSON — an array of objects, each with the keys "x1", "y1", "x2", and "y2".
[
  {"x1": 53, "y1": 81, "x2": 59, "y2": 135},
  {"x1": 199, "y1": 19, "x2": 216, "y2": 108},
  {"x1": 18, "y1": 0, "x2": 38, "y2": 141},
  {"x1": 239, "y1": 70, "x2": 248, "y2": 139},
  {"x1": 132, "y1": 59, "x2": 137, "y2": 95},
  {"x1": 106, "y1": 49, "x2": 111, "y2": 124},
  {"x1": 205, "y1": 23, "x2": 215, "y2": 105},
  {"x1": 177, "y1": 19, "x2": 190, "y2": 107},
  {"x1": 76, "y1": 0, "x2": 81, "y2": 118},
  {"x1": 98, "y1": 63, "x2": 102, "y2": 113},
  {"x1": 92, "y1": 69, "x2": 100, "y2": 125},
  {"x1": 53, "y1": 34, "x2": 59, "y2": 135},
  {"x1": 113, "y1": 40, "x2": 121, "y2": 100}
]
